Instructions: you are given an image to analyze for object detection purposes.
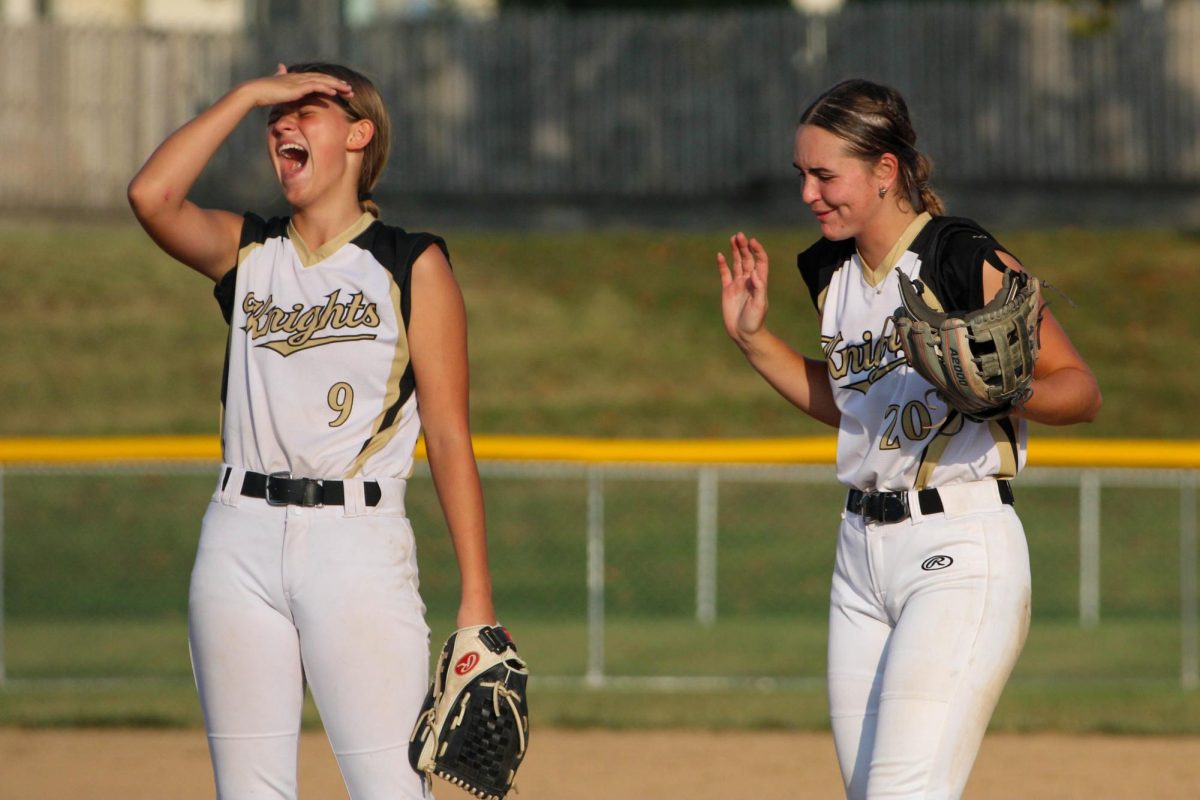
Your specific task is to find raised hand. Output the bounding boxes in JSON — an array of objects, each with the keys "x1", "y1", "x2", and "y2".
[
  {"x1": 242, "y1": 63, "x2": 355, "y2": 109},
  {"x1": 718, "y1": 232, "x2": 771, "y2": 348},
  {"x1": 127, "y1": 64, "x2": 356, "y2": 281}
]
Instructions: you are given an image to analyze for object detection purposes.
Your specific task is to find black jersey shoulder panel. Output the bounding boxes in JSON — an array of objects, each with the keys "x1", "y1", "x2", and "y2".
[
  {"x1": 797, "y1": 236, "x2": 856, "y2": 311},
  {"x1": 213, "y1": 267, "x2": 237, "y2": 325},
  {"x1": 214, "y1": 214, "x2": 292, "y2": 324},
  {"x1": 908, "y1": 216, "x2": 1012, "y2": 314},
  {"x1": 350, "y1": 221, "x2": 450, "y2": 329},
  {"x1": 237, "y1": 212, "x2": 290, "y2": 249},
  {"x1": 348, "y1": 221, "x2": 450, "y2": 460}
]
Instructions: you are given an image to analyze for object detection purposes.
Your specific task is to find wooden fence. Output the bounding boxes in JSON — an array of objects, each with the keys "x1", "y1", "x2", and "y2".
[{"x1": 3, "y1": 3, "x2": 1200, "y2": 218}]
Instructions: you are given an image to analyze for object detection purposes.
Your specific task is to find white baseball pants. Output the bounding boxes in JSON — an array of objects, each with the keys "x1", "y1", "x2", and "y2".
[
  {"x1": 188, "y1": 467, "x2": 432, "y2": 799},
  {"x1": 827, "y1": 481, "x2": 1031, "y2": 800}
]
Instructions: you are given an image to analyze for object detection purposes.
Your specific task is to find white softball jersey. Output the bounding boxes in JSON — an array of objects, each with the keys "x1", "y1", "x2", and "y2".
[
  {"x1": 191, "y1": 211, "x2": 443, "y2": 800},
  {"x1": 214, "y1": 211, "x2": 446, "y2": 481},
  {"x1": 800, "y1": 213, "x2": 1034, "y2": 799},
  {"x1": 798, "y1": 213, "x2": 1028, "y2": 493}
]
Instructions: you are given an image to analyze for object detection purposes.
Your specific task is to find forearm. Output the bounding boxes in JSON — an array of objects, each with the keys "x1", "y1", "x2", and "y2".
[
  {"x1": 425, "y1": 429, "x2": 495, "y2": 625},
  {"x1": 739, "y1": 329, "x2": 841, "y2": 428},
  {"x1": 1017, "y1": 367, "x2": 1102, "y2": 426},
  {"x1": 128, "y1": 84, "x2": 257, "y2": 217}
]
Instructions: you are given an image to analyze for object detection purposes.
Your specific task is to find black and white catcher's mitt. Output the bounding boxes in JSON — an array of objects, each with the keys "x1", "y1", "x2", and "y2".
[
  {"x1": 892, "y1": 268, "x2": 1044, "y2": 422},
  {"x1": 409, "y1": 624, "x2": 529, "y2": 800}
]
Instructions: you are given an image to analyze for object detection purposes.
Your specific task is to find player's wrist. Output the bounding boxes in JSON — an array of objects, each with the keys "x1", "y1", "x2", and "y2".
[
  {"x1": 226, "y1": 79, "x2": 273, "y2": 111},
  {"x1": 736, "y1": 325, "x2": 776, "y2": 358},
  {"x1": 456, "y1": 594, "x2": 496, "y2": 628}
]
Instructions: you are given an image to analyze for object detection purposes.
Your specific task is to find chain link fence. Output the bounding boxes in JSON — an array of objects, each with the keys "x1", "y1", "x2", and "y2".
[{"x1": 1, "y1": 447, "x2": 1196, "y2": 691}]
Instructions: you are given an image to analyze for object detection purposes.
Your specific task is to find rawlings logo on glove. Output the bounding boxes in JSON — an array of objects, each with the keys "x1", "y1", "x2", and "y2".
[
  {"x1": 409, "y1": 625, "x2": 529, "y2": 800},
  {"x1": 892, "y1": 268, "x2": 1043, "y2": 422}
]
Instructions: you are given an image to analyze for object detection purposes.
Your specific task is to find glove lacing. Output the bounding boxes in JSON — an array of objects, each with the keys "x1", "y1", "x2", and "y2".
[
  {"x1": 414, "y1": 706, "x2": 437, "y2": 743},
  {"x1": 483, "y1": 679, "x2": 528, "y2": 756}
]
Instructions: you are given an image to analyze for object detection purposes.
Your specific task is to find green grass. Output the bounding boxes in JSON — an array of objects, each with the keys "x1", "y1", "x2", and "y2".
[
  {"x1": 6, "y1": 472, "x2": 1181, "y2": 624},
  {"x1": 5, "y1": 615, "x2": 1183, "y2": 685},
  {"x1": 5, "y1": 618, "x2": 193, "y2": 679},
  {"x1": 2, "y1": 222, "x2": 1198, "y2": 438},
  {"x1": 3, "y1": 472, "x2": 1183, "y2": 625},
  {"x1": 2, "y1": 615, "x2": 1197, "y2": 733},
  {"x1": 6, "y1": 681, "x2": 1197, "y2": 734},
  {"x1": 990, "y1": 684, "x2": 1200, "y2": 736},
  {"x1": 536, "y1": 683, "x2": 1200, "y2": 734},
  {"x1": 0, "y1": 462, "x2": 1193, "y2": 734},
  {"x1": 2, "y1": 222, "x2": 1199, "y2": 733}
]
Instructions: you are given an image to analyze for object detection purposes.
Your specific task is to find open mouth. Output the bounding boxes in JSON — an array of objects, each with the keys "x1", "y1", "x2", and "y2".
[{"x1": 277, "y1": 142, "x2": 309, "y2": 175}]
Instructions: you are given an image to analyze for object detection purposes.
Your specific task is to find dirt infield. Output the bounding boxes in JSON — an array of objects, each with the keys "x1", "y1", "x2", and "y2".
[{"x1": 2, "y1": 727, "x2": 1199, "y2": 799}]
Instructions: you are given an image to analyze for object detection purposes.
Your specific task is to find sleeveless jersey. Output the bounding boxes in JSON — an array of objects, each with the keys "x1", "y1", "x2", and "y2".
[
  {"x1": 798, "y1": 214, "x2": 1027, "y2": 492},
  {"x1": 213, "y1": 212, "x2": 447, "y2": 480}
]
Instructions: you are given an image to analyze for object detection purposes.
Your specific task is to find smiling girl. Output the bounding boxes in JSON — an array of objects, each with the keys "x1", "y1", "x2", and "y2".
[
  {"x1": 128, "y1": 63, "x2": 494, "y2": 800},
  {"x1": 718, "y1": 79, "x2": 1100, "y2": 799}
]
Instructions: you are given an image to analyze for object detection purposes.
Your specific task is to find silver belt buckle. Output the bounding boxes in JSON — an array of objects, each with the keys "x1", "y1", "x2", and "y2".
[{"x1": 265, "y1": 471, "x2": 292, "y2": 506}]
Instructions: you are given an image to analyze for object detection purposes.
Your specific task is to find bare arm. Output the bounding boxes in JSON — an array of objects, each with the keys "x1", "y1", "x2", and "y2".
[
  {"x1": 127, "y1": 65, "x2": 352, "y2": 281},
  {"x1": 719, "y1": 233, "x2": 841, "y2": 428},
  {"x1": 985, "y1": 251, "x2": 1102, "y2": 425},
  {"x1": 408, "y1": 244, "x2": 495, "y2": 628}
]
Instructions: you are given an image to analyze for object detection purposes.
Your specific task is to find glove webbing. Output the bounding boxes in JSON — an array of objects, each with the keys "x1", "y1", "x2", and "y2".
[{"x1": 436, "y1": 681, "x2": 527, "y2": 798}]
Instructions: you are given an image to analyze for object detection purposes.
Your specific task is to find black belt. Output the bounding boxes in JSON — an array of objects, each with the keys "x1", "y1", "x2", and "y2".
[
  {"x1": 846, "y1": 481, "x2": 1013, "y2": 525},
  {"x1": 229, "y1": 468, "x2": 382, "y2": 508}
]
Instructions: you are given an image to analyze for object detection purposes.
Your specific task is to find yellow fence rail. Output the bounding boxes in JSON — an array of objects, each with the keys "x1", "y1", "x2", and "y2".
[
  {"x1": 0, "y1": 435, "x2": 1197, "y2": 469},
  {"x1": 0, "y1": 434, "x2": 1197, "y2": 690}
]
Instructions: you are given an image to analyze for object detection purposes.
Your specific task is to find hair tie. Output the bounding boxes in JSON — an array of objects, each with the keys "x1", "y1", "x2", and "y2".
[{"x1": 359, "y1": 191, "x2": 373, "y2": 202}]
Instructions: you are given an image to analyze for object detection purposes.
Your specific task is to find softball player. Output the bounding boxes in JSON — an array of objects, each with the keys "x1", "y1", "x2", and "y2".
[
  {"x1": 718, "y1": 79, "x2": 1101, "y2": 799},
  {"x1": 129, "y1": 63, "x2": 495, "y2": 800}
]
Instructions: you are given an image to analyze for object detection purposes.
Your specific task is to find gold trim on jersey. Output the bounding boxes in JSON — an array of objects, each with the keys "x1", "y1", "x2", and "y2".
[
  {"x1": 237, "y1": 240, "x2": 263, "y2": 267},
  {"x1": 988, "y1": 417, "x2": 1020, "y2": 479},
  {"x1": 914, "y1": 411, "x2": 958, "y2": 489},
  {"x1": 857, "y1": 211, "x2": 932, "y2": 287},
  {"x1": 911, "y1": 408, "x2": 1021, "y2": 487},
  {"x1": 288, "y1": 212, "x2": 375, "y2": 268},
  {"x1": 350, "y1": 276, "x2": 413, "y2": 477},
  {"x1": 259, "y1": 333, "x2": 378, "y2": 356}
]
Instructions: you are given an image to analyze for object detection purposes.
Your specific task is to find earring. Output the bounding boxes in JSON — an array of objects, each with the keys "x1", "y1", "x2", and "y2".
[{"x1": 878, "y1": 186, "x2": 888, "y2": 198}]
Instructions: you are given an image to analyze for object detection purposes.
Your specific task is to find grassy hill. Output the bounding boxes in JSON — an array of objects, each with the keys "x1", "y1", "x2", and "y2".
[
  {"x1": 2, "y1": 218, "x2": 1198, "y2": 733},
  {"x1": 2, "y1": 220, "x2": 1195, "y2": 440}
]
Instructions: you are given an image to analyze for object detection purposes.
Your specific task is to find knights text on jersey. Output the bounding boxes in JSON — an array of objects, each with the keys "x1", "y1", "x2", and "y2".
[
  {"x1": 212, "y1": 212, "x2": 447, "y2": 480},
  {"x1": 797, "y1": 215, "x2": 1027, "y2": 492}
]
